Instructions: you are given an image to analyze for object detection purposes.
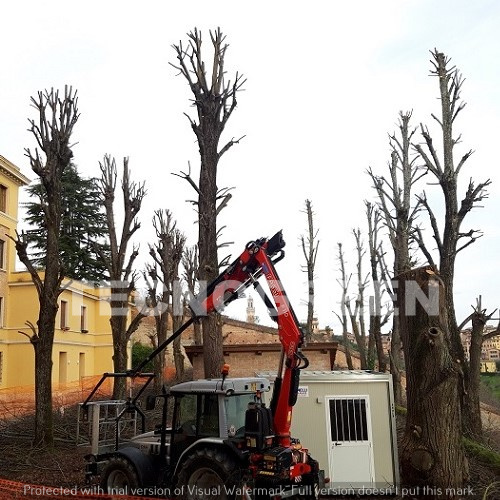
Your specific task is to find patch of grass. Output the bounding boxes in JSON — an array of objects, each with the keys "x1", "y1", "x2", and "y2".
[
  {"x1": 481, "y1": 374, "x2": 500, "y2": 401},
  {"x1": 463, "y1": 437, "x2": 500, "y2": 472}
]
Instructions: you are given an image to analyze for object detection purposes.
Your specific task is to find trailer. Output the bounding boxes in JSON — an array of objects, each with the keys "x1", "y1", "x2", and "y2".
[{"x1": 260, "y1": 370, "x2": 399, "y2": 496}]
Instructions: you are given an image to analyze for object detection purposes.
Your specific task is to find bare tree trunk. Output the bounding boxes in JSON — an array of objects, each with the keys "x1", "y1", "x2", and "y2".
[
  {"x1": 146, "y1": 210, "x2": 186, "y2": 390},
  {"x1": 182, "y1": 246, "x2": 202, "y2": 345},
  {"x1": 464, "y1": 315, "x2": 483, "y2": 440},
  {"x1": 33, "y1": 302, "x2": 58, "y2": 445},
  {"x1": 397, "y1": 267, "x2": 467, "y2": 496},
  {"x1": 459, "y1": 296, "x2": 500, "y2": 440},
  {"x1": 368, "y1": 111, "x2": 422, "y2": 403},
  {"x1": 413, "y1": 50, "x2": 491, "y2": 435},
  {"x1": 335, "y1": 243, "x2": 353, "y2": 369},
  {"x1": 12, "y1": 87, "x2": 79, "y2": 447},
  {"x1": 173, "y1": 313, "x2": 185, "y2": 380},
  {"x1": 96, "y1": 156, "x2": 147, "y2": 399},
  {"x1": 151, "y1": 310, "x2": 168, "y2": 393},
  {"x1": 301, "y1": 199, "x2": 319, "y2": 341},
  {"x1": 109, "y1": 305, "x2": 129, "y2": 393},
  {"x1": 172, "y1": 29, "x2": 245, "y2": 377},
  {"x1": 346, "y1": 301, "x2": 367, "y2": 369},
  {"x1": 198, "y1": 143, "x2": 225, "y2": 377},
  {"x1": 366, "y1": 203, "x2": 390, "y2": 372},
  {"x1": 345, "y1": 229, "x2": 369, "y2": 369},
  {"x1": 389, "y1": 330, "x2": 404, "y2": 404}
]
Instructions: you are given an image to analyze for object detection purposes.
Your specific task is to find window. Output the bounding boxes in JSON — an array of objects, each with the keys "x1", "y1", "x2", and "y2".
[
  {"x1": 0, "y1": 185, "x2": 6, "y2": 213},
  {"x1": 59, "y1": 352, "x2": 67, "y2": 384},
  {"x1": 224, "y1": 394, "x2": 255, "y2": 437},
  {"x1": 329, "y1": 397, "x2": 368, "y2": 442},
  {"x1": 198, "y1": 394, "x2": 220, "y2": 436},
  {"x1": 79, "y1": 353, "x2": 86, "y2": 379},
  {"x1": 80, "y1": 306, "x2": 87, "y2": 332},
  {"x1": 0, "y1": 239, "x2": 5, "y2": 269},
  {"x1": 0, "y1": 297, "x2": 3, "y2": 327},
  {"x1": 176, "y1": 394, "x2": 219, "y2": 437},
  {"x1": 60, "y1": 300, "x2": 68, "y2": 330}
]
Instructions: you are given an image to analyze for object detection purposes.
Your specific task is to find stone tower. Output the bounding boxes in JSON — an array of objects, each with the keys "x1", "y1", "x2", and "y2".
[{"x1": 246, "y1": 294, "x2": 255, "y2": 323}]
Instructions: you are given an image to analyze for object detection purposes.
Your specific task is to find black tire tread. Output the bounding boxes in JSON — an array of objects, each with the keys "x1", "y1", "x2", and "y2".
[
  {"x1": 176, "y1": 446, "x2": 238, "y2": 499},
  {"x1": 100, "y1": 455, "x2": 139, "y2": 493}
]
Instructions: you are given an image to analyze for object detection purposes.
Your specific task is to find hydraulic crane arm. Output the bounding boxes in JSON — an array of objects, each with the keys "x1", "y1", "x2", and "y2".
[
  {"x1": 193, "y1": 231, "x2": 308, "y2": 446},
  {"x1": 131, "y1": 231, "x2": 308, "y2": 446}
]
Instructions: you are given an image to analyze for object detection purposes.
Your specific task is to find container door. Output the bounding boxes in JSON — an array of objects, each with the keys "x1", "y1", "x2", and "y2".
[{"x1": 326, "y1": 395, "x2": 375, "y2": 488}]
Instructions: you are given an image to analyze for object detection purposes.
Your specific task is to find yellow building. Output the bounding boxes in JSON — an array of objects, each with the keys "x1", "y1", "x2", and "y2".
[
  {"x1": 0, "y1": 155, "x2": 117, "y2": 389},
  {"x1": 480, "y1": 361, "x2": 497, "y2": 374}
]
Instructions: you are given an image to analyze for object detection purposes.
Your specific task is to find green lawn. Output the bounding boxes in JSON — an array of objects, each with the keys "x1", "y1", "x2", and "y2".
[{"x1": 481, "y1": 374, "x2": 500, "y2": 401}]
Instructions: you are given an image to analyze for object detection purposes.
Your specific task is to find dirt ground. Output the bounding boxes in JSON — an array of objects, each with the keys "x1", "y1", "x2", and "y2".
[{"x1": 0, "y1": 401, "x2": 499, "y2": 499}]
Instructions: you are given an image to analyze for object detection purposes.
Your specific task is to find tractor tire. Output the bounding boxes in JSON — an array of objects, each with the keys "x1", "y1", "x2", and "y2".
[
  {"x1": 100, "y1": 456, "x2": 139, "y2": 495},
  {"x1": 176, "y1": 446, "x2": 240, "y2": 500},
  {"x1": 301, "y1": 470, "x2": 320, "y2": 499}
]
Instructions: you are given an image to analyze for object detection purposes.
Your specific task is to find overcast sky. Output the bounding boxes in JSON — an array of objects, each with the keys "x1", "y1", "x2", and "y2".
[{"x1": 1, "y1": 0, "x2": 500, "y2": 331}]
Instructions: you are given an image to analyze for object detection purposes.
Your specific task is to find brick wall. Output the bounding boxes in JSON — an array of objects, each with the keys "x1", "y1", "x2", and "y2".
[
  {"x1": 131, "y1": 313, "x2": 361, "y2": 377},
  {"x1": 185, "y1": 342, "x2": 338, "y2": 379}
]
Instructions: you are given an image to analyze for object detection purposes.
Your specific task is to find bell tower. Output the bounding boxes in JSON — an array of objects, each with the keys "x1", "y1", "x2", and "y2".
[{"x1": 246, "y1": 294, "x2": 255, "y2": 323}]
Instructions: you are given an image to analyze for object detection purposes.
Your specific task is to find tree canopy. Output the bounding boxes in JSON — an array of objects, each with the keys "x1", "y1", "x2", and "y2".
[{"x1": 23, "y1": 163, "x2": 109, "y2": 283}]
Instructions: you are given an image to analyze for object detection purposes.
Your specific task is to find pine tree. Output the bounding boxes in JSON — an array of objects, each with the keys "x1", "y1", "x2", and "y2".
[{"x1": 23, "y1": 163, "x2": 109, "y2": 282}]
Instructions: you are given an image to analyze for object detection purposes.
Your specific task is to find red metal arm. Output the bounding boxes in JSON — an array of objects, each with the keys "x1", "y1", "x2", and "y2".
[{"x1": 194, "y1": 232, "x2": 307, "y2": 447}]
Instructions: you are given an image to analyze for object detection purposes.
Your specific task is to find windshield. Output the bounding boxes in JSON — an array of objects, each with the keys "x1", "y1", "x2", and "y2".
[{"x1": 224, "y1": 393, "x2": 259, "y2": 437}]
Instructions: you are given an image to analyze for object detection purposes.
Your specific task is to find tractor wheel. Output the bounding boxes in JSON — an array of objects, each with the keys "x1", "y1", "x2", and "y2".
[
  {"x1": 100, "y1": 456, "x2": 139, "y2": 495},
  {"x1": 301, "y1": 471, "x2": 320, "y2": 499},
  {"x1": 176, "y1": 447, "x2": 240, "y2": 500}
]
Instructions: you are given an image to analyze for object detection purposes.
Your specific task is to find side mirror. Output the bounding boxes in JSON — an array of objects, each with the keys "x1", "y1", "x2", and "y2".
[{"x1": 145, "y1": 395, "x2": 157, "y2": 411}]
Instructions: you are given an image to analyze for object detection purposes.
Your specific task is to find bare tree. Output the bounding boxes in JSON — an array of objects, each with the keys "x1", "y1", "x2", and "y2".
[
  {"x1": 412, "y1": 50, "x2": 491, "y2": 437},
  {"x1": 300, "y1": 199, "x2": 319, "y2": 341},
  {"x1": 145, "y1": 210, "x2": 186, "y2": 389},
  {"x1": 365, "y1": 202, "x2": 391, "y2": 372},
  {"x1": 11, "y1": 87, "x2": 78, "y2": 447},
  {"x1": 96, "y1": 155, "x2": 147, "y2": 399},
  {"x1": 334, "y1": 243, "x2": 354, "y2": 370},
  {"x1": 397, "y1": 267, "x2": 467, "y2": 494},
  {"x1": 171, "y1": 28, "x2": 245, "y2": 377},
  {"x1": 457, "y1": 297, "x2": 500, "y2": 439},
  {"x1": 345, "y1": 229, "x2": 369, "y2": 369},
  {"x1": 367, "y1": 110, "x2": 423, "y2": 402},
  {"x1": 182, "y1": 245, "x2": 202, "y2": 345}
]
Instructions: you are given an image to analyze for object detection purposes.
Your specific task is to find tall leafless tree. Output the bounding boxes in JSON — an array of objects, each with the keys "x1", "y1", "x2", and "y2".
[
  {"x1": 145, "y1": 210, "x2": 186, "y2": 389},
  {"x1": 182, "y1": 245, "x2": 202, "y2": 345},
  {"x1": 412, "y1": 50, "x2": 491, "y2": 437},
  {"x1": 300, "y1": 199, "x2": 319, "y2": 341},
  {"x1": 95, "y1": 155, "x2": 147, "y2": 399},
  {"x1": 11, "y1": 87, "x2": 78, "y2": 447},
  {"x1": 171, "y1": 28, "x2": 245, "y2": 377},
  {"x1": 334, "y1": 243, "x2": 354, "y2": 370},
  {"x1": 367, "y1": 110, "x2": 424, "y2": 402},
  {"x1": 345, "y1": 229, "x2": 369, "y2": 369},
  {"x1": 365, "y1": 202, "x2": 391, "y2": 372}
]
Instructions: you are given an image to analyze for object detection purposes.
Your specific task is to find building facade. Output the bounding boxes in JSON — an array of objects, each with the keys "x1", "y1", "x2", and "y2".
[
  {"x1": 461, "y1": 328, "x2": 500, "y2": 369},
  {"x1": 0, "y1": 155, "x2": 117, "y2": 389}
]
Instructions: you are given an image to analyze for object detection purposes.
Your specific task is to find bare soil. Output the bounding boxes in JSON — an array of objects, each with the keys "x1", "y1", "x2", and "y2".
[
  {"x1": 0, "y1": 401, "x2": 499, "y2": 498},
  {"x1": 0, "y1": 407, "x2": 87, "y2": 489}
]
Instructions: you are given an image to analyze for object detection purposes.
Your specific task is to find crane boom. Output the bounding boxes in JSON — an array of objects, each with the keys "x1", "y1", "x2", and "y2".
[{"x1": 134, "y1": 231, "x2": 308, "y2": 446}]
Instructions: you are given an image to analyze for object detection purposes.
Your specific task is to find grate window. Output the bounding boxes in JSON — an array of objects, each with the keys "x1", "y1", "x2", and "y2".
[{"x1": 329, "y1": 397, "x2": 368, "y2": 442}]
